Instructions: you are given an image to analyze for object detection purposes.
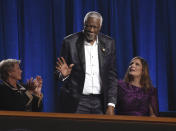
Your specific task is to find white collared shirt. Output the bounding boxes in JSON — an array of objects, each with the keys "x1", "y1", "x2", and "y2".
[
  {"x1": 82, "y1": 38, "x2": 101, "y2": 95},
  {"x1": 61, "y1": 37, "x2": 115, "y2": 107}
]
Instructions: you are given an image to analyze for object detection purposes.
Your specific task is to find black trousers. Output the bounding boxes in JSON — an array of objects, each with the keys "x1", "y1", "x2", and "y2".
[{"x1": 76, "y1": 94, "x2": 104, "y2": 114}]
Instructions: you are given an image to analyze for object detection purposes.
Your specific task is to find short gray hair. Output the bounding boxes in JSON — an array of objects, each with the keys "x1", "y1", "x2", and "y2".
[
  {"x1": 0, "y1": 59, "x2": 21, "y2": 81},
  {"x1": 84, "y1": 11, "x2": 103, "y2": 27}
]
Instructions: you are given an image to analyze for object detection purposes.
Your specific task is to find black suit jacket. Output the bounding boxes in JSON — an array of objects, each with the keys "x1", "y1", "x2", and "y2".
[
  {"x1": 0, "y1": 81, "x2": 43, "y2": 112},
  {"x1": 59, "y1": 31, "x2": 118, "y2": 113}
]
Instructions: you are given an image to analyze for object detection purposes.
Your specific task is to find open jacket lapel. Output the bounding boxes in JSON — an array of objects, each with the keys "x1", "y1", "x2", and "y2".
[
  {"x1": 76, "y1": 32, "x2": 86, "y2": 72},
  {"x1": 76, "y1": 32, "x2": 109, "y2": 74},
  {"x1": 98, "y1": 33, "x2": 111, "y2": 78},
  {"x1": 98, "y1": 38, "x2": 105, "y2": 77}
]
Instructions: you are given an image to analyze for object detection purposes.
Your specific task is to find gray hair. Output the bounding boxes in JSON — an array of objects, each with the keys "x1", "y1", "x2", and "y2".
[
  {"x1": 84, "y1": 11, "x2": 103, "y2": 27},
  {"x1": 0, "y1": 59, "x2": 21, "y2": 81}
]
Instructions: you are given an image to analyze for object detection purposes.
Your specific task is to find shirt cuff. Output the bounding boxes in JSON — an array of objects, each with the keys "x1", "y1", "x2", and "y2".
[
  {"x1": 62, "y1": 75, "x2": 69, "y2": 81},
  {"x1": 108, "y1": 103, "x2": 115, "y2": 107},
  {"x1": 59, "y1": 72, "x2": 69, "y2": 81}
]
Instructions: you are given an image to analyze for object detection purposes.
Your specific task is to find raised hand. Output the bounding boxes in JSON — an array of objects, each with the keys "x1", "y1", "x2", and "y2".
[
  {"x1": 26, "y1": 77, "x2": 35, "y2": 90},
  {"x1": 26, "y1": 76, "x2": 42, "y2": 97},
  {"x1": 33, "y1": 76, "x2": 43, "y2": 97},
  {"x1": 56, "y1": 57, "x2": 74, "y2": 77}
]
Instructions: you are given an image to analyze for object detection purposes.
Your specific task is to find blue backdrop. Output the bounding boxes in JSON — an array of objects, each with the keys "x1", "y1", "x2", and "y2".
[{"x1": 0, "y1": 0, "x2": 176, "y2": 112}]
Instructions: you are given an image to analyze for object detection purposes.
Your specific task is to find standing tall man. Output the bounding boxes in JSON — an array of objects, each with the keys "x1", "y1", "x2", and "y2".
[{"x1": 56, "y1": 11, "x2": 118, "y2": 114}]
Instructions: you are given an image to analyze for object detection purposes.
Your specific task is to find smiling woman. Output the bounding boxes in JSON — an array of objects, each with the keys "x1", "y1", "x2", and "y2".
[
  {"x1": 116, "y1": 56, "x2": 159, "y2": 116},
  {"x1": 0, "y1": 59, "x2": 43, "y2": 111}
]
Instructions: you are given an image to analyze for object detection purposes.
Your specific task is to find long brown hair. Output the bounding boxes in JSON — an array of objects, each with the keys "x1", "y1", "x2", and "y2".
[{"x1": 124, "y1": 56, "x2": 153, "y2": 90}]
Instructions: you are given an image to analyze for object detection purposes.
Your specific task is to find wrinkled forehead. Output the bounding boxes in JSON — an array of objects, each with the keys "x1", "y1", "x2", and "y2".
[{"x1": 85, "y1": 17, "x2": 101, "y2": 25}]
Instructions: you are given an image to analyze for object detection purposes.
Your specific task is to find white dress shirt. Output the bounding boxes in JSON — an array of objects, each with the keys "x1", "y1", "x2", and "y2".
[
  {"x1": 61, "y1": 38, "x2": 115, "y2": 107},
  {"x1": 83, "y1": 38, "x2": 101, "y2": 95},
  {"x1": 82, "y1": 38, "x2": 115, "y2": 107}
]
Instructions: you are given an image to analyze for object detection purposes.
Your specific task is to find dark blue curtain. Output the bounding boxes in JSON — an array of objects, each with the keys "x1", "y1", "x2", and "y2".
[{"x1": 0, "y1": 0, "x2": 176, "y2": 112}]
